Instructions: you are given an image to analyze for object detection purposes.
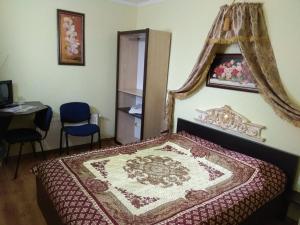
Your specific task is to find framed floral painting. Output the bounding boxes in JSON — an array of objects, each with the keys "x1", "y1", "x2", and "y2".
[
  {"x1": 57, "y1": 9, "x2": 85, "y2": 66},
  {"x1": 206, "y1": 54, "x2": 258, "y2": 93}
]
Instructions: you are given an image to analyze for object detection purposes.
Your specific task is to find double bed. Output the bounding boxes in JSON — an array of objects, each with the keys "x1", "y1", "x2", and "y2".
[{"x1": 34, "y1": 118, "x2": 298, "y2": 225}]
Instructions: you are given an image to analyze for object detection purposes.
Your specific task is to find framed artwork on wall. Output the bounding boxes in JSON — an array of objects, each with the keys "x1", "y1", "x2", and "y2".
[
  {"x1": 57, "y1": 9, "x2": 85, "y2": 66},
  {"x1": 206, "y1": 54, "x2": 258, "y2": 93}
]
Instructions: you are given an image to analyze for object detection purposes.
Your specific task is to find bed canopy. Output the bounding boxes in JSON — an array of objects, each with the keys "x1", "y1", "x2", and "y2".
[{"x1": 165, "y1": 2, "x2": 300, "y2": 131}]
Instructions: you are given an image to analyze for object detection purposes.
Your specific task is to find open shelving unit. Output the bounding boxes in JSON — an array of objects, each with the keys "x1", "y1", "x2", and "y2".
[{"x1": 115, "y1": 28, "x2": 171, "y2": 145}]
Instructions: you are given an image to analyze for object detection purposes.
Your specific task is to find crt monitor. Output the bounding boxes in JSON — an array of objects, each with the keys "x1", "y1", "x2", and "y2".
[{"x1": 0, "y1": 80, "x2": 13, "y2": 107}]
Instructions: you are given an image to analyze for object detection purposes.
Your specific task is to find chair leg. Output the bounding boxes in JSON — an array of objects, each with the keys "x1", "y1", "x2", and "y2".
[
  {"x1": 90, "y1": 134, "x2": 94, "y2": 150},
  {"x1": 14, "y1": 142, "x2": 24, "y2": 179},
  {"x1": 39, "y1": 141, "x2": 46, "y2": 160},
  {"x1": 5, "y1": 144, "x2": 11, "y2": 165},
  {"x1": 59, "y1": 129, "x2": 63, "y2": 155},
  {"x1": 31, "y1": 142, "x2": 37, "y2": 158},
  {"x1": 65, "y1": 133, "x2": 69, "y2": 155},
  {"x1": 98, "y1": 131, "x2": 101, "y2": 148}
]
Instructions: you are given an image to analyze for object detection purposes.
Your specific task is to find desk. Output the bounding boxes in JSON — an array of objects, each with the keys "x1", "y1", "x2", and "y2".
[
  {"x1": 0, "y1": 101, "x2": 47, "y2": 117},
  {"x1": 0, "y1": 101, "x2": 47, "y2": 136},
  {"x1": 0, "y1": 101, "x2": 47, "y2": 160}
]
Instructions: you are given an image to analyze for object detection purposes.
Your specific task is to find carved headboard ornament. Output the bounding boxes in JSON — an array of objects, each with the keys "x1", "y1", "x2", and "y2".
[{"x1": 195, "y1": 105, "x2": 265, "y2": 142}]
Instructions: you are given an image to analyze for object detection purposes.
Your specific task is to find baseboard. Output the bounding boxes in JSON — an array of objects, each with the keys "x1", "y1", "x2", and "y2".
[{"x1": 5, "y1": 137, "x2": 115, "y2": 159}]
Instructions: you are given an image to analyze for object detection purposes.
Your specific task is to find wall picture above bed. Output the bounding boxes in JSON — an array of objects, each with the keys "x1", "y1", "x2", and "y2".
[
  {"x1": 57, "y1": 9, "x2": 85, "y2": 66},
  {"x1": 206, "y1": 54, "x2": 258, "y2": 93}
]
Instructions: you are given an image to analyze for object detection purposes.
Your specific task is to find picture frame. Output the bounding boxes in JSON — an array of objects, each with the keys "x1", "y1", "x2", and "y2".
[
  {"x1": 206, "y1": 54, "x2": 258, "y2": 93},
  {"x1": 57, "y1": 9, "x2": 85, "y2": 66}
]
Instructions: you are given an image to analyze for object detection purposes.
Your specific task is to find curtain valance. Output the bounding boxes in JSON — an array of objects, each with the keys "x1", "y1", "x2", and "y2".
[{"x1": 165, "y1": 3, "x2": 300, "y2": 131}]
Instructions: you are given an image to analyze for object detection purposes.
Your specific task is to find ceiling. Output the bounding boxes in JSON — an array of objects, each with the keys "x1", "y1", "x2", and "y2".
[{"x1": 112, "y1": 0, "x2": 164, "y2": 6}]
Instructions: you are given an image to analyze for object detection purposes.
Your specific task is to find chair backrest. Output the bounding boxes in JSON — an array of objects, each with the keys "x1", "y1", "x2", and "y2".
[
  {"x1": 34, "y1": 106, "x2": 53, "y2": 132},
  {"x1": 60, "y1": 102, "x2": 91, "y2": 124}
]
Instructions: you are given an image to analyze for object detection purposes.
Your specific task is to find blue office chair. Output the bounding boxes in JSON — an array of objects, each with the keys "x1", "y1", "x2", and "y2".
[
  {"x1": 59, "y1": 102, "x2": 101, "y2": 155},
  {"x1": 4, "y1": 106, "x2": 53, "y2": 179}
]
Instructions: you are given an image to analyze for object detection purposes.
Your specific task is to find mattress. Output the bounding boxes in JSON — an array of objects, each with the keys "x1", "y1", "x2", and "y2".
[{"x1": 34, "y1": 132, "x2": 286, "y2": 225}]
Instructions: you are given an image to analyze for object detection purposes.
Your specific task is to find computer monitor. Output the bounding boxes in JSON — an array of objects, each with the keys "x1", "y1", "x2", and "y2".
[{"x1": 0, "y1": 80, "x2": 13, "y2": 108}]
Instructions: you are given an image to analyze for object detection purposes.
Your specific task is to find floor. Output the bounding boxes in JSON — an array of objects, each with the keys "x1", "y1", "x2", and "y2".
[
  {"x1": 0, "y1": 140, "x2": 116, "y2": 225},
  {"x1": 0, "y1": 140, "x2": 297, "y2": 225}
]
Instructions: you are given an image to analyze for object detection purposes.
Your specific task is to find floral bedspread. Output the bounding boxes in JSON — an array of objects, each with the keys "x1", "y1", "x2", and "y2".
[{"x1": 34, "y1": 132, "x2": 286, "y2": 225}]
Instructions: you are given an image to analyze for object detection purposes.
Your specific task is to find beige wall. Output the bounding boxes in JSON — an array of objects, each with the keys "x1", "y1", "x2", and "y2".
[
  {"x1": 1, "y1": 0, "x2": 299, "y2": 190},
  {"x1": 0, "y1": 0, "x2": 137, "y2": 138},
  {"x1": 136, "y1": 0, "x2": 300, "y2": 191}
]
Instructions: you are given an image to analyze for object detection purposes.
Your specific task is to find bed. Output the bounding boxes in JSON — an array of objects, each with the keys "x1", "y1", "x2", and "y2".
[{"x1": 35, "y1": 118, "x2": 299, "y2": 225}]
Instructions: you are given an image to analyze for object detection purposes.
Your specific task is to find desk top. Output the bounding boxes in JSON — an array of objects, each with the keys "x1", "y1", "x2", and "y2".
[{"x1": 0, "y1": 101, "x2": 47, "y2": 117}]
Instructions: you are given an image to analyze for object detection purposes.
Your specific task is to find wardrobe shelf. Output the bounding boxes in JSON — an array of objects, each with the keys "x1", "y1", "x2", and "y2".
[
  {"x1": 118, "y1": 107, "x2": 142, "y2": 119},
  {"x1": 118, "y1": 89, "x2": 143, "y2": 97}
]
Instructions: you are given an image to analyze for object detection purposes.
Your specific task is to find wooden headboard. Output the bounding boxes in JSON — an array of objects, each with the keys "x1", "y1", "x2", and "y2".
[{"x1": 176, "y1": 118, "x2": 299, "y2": 192}]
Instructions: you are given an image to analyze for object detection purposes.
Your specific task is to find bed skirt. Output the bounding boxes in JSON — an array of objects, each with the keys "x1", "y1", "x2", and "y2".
[{"x1": 36, "y1": 177, "x2": 64, "y2": 225}]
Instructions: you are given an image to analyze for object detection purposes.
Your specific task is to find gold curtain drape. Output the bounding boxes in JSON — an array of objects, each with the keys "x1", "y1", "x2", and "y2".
[{"x1": 165, "y1": 3, "x2": 300, "y2": 132}]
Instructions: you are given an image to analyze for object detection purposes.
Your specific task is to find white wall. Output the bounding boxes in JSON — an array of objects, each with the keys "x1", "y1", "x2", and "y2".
[
  {"x1": 0, "y1": 0, "x2": 137, "y2": 139},
  {"x1": 136, "y1": 0, "x2": 300, "y2": 190}
]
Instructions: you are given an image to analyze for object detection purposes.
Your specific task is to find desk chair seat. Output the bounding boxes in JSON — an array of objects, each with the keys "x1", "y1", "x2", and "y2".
[
  {"x1": 64, "y1": 124, "x2": 99, "y2": 137},
  {"x1": 5, "y1": 129, "x2": 42, "y2": 143},
  {"x1": 60, "y1": 102, "x2": 101, "y2": 155},
  {"x1": 4, "y1": 106, "x2": 53, "y2": 179}
]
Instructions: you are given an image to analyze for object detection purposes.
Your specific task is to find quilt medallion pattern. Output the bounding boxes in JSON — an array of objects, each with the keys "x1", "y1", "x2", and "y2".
[{"x1": 35, "y1": 133, "x2": 286, "y2": 225}]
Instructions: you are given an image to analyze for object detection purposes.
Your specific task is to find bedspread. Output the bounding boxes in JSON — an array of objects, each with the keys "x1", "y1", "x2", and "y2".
[{"x1": 34, "y1": 133, "x2": 286, "y2": 225}]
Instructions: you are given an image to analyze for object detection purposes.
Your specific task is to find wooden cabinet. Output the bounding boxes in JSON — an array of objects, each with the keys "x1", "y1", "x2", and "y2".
[
  {"x1": 115, "y1": 28, "x2": 171, "y2": 145},
  {"x1": 288, "y1": 191, "x2": 300, "y2": 222}
]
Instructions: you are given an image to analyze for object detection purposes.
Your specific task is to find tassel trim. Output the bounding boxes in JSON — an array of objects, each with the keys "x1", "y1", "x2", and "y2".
[{"x1": 208, "y1": 36, "x2": 269, "y2": 44}]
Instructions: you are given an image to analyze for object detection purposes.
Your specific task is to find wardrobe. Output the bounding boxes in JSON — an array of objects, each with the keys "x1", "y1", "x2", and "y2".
[{"x1": 115, "y1": 28, "x2": 171, "y2": 144}]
